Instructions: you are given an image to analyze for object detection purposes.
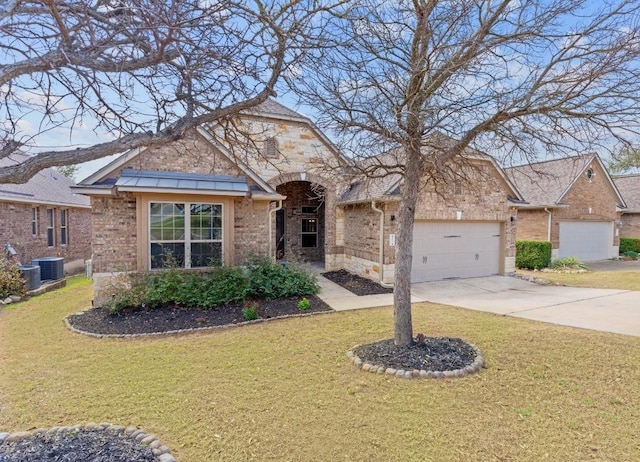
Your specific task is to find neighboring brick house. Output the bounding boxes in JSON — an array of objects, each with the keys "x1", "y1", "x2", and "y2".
[
  {"x1": 0, "y1": 153, "x2": 92, "y2": 272},
  {"x1": 613, "y1": 174, "x2": 640, "y2": 238},
  {"x1": 505, "y1": 154, "x2": 626, "y2": 261},
  {"x1": 75, "y1": 100, "x2": 524, "y2": 303}
]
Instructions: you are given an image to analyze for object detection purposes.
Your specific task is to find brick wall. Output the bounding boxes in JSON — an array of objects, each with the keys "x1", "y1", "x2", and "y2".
[
  {"x1": 90, "y1": 194, "x2": 137, "y2": 273},
  {"x1": 620, "y1": 213, "x2": 640, "y2": 238},
  {"x1": 518, "y1": 160, "x2": 622, "y2": 251},
  {"x1": 0, "y1": 201, "x2": 91, "y2": 268}
]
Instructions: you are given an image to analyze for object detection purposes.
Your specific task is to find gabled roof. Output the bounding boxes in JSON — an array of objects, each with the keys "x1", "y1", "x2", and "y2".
[
  {"x1": 505, "y1": 154, "x2": 626, "y2": 208},
  {"x1": 613, "y1": 174, "x2": 640, "y2": 213},
  {"x1": 77, "y1": 98, "x2": 347, "y2": 193},
  {"x1": 338, "y1": 140, "x2": 523, "y2": 205},
  {"x1": 0, "y1": 153, "x2": 90, "y2": 208}
]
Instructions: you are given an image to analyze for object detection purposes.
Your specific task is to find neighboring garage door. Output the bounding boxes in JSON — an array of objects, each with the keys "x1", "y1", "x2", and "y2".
[
  {"x1": 411, "y1": 222, "x2": 501, "y2": 283},
  {"x1": 558, "y1": 221, "x2": 613, "y2": 261}
]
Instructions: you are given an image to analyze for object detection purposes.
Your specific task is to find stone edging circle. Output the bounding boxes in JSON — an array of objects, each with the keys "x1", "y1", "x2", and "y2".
[
  {"x1": 346, "y1": 342, "x2": 485, "y2": 379},
  {"x1": 0, "y1": 423, "x2": 176, "y2": 461},
  {"x1": 63, "y1": 309, "x2": 333, "y2": 339}
]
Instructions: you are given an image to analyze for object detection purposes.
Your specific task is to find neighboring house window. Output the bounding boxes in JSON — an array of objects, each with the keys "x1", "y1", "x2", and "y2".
[
  {"x1": 454, "y1": 180, "x2": 462, "y2": 195},
  {"x1": 301, "y1": 218, "x2": 318, "y2": 248},
  {"x1": 46, "y1": 208, "x2": 55, "y2": 247},
  {"x1": 60, "y1": 209, "x2": 68, "y2": 245},
  {"x1": 263, "y1": 137, "x2": 278, "y2": 158},
  {"x1": 32, "y1": 207, "x2": 39, "y2": 236},
  {"x1": 149, "y1": 202, "x2": 223, "y2": 269}
]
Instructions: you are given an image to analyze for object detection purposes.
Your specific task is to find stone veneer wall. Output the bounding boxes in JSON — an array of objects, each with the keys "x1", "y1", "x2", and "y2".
[{"x1": 0, "y1": 201, "x2": 91, "y2": 269}]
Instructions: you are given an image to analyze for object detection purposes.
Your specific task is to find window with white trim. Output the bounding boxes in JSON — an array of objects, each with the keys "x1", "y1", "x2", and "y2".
[
  {"x1": 149, "y1": 202, "x2": 223, "y2": 269},
  {"x1": 60, "y1": 209, "x2": 68, "y2": 245},
  {"x1": 31, "y1": 207, "x2": 39, "y2": 236},
  {"x1": 46, "y1": 208, "x2": 55, "y2": 247}
]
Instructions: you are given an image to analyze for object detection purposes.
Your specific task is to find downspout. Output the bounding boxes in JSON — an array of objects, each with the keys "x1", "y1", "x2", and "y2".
[
  {"x1": 269, "y1": 200, "x2": 283, "y2": 260},
  {"x1": 544, "y1": 207, "x2": 552, "y2": 242},
  {"x1": 371, "y1": 201, "x2": 393, "y2": 288}
]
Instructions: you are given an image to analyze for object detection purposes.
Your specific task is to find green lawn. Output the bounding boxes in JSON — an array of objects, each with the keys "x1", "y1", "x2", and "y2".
[{"x1": 1, "y1": 276, "x2": 639, "y2": 461}]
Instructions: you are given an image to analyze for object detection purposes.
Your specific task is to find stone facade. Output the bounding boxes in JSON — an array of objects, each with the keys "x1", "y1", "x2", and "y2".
[{"x1": 0, "y1": 200, "x2": 91, "y2": 271}]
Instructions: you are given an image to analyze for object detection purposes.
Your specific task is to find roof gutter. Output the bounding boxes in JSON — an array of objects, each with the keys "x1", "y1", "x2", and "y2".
[
  {"x1": 371, "y1": 201, "x2": 393, "y2": 288},
  {"x1": 269, "y1": 199, "x2": 283, "y2": 260}
]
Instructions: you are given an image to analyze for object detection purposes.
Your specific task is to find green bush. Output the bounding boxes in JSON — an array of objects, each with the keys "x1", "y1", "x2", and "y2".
[
  {"x1": 101, "y1": 257, "x2": 318, "y2": 312},
  {"x1": 516, "y1": 240, "x2": 552, "y2": 269},
  {"x1": 619, "y1": 237, "x2": 640, "y2": 254},
  {"x1": 0, "y1": 258, "x2": 27, "y2": 299},
  {"x1": 622, "y1": 250, "x2": 638, "y2": 259},
  {"x1": 245, "y1": 256, "x2": 319, "y2": 300}
]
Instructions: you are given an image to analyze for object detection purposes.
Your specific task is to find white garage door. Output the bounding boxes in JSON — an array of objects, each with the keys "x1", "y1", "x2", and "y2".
[
  {"x1": 558, "y1": 221, "x2": 613, "y2": 261},
  {"x1": 411, "y1": 222, "x2": 501, "y2": 283}
]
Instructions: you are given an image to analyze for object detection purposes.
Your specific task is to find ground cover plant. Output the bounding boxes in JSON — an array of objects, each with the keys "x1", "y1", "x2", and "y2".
[
  {"x1": 1, "y1": 277, "x2": 639, "y2": 461},
  {"x1": 518, "y1": 269, "x2": 640, "y2": 291}
]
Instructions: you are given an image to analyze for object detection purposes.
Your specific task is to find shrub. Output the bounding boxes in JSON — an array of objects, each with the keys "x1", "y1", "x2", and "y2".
[
  {"x1": 0, "y1": 258, "x2": 27, "y2": 299},
  {"x1": 622, "y1": 250, "x2": 638, "y2": 259},
  {"x1": 242, "y1": 301, "x2": 259, "y2": 321},
  {"x1": 516, "y1": 240, "x2": 552, "y2": 269},
  {"x1": 619, "y1": 237, "x2": 640, "y2": 254},
  {"x1": 245, "y1": 256, "x2": 319, "y2": 300},
  {"x1": 298, "y1": 297, "x2": 310, "y2": 310}
]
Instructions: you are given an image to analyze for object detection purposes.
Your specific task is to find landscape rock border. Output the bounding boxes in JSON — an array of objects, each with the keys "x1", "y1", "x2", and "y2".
[
  {"x1": 0, "y1": 423, "x2": 176, "y2": 461},
  {"x1": 346, "y1": 341, "x2": 484, "y2": 379},
  {"x1": 64, "y1": 308, "x2": 334, "y2": 339}
]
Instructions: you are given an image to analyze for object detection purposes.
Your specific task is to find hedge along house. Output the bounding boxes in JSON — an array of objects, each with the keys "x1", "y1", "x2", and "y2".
[
  {"x1": 613, "y1": 174, "x2": 640, "y2": 239},
  {"x1": 505, "y1": 154, "x2": 626, "y2": 262},
  {"x1": 0, "y1": 152, "x2": 91, "y2": 272},
  {"x1": 74, "y1": 100, "x2": 350, "y2": 304},
  {"x1": 337, "y1": 145, "x2": 524, "y2": 285}
]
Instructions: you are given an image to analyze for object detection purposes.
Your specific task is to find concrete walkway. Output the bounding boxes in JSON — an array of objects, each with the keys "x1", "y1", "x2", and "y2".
[{"x1": 317, "y1": 274, "x2": 640, "y2": 337}]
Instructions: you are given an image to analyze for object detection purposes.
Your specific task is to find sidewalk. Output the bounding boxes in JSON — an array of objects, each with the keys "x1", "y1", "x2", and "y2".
[{"x1": 317, "y1": 274, "x2": 415, "y2": 311}]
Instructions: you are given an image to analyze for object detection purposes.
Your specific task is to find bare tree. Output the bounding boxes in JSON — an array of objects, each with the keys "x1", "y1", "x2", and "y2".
[
  {"x1": 0, "y1": 0, "x2": 340, "y2": 183},
  {"x1": 291, "y1": 0, "x2": 640, "y2": 345},
  {"x1": 609, "y1": 145, "x2": 640, "y2": 173}
]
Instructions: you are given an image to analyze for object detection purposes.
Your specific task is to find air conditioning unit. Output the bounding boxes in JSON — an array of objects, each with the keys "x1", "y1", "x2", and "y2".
[
  {"x1": 31, "y1": 257, "x2": 64, "y2": 281},
  {"x1": 19, "y1": 265, "x2": 41, "y2": 291}
]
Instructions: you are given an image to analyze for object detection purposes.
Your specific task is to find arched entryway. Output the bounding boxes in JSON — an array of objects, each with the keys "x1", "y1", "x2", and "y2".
[{"x1": 275, "y1": 180, "x2": 325, "y2": 263}]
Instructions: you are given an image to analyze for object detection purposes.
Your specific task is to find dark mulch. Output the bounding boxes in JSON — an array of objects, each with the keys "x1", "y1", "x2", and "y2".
[
  {"x1": 322, "y1": 270, "x2": 393, "y2": 296},
  {"x1": 0, "y1": 430, "x2": 155, "y2": 462},
  {"x1": 67, "y1": 295, "x2": 332, "y2": 336},
  {"x1": 353, "y1": 337, "x2": 477, "y2": 371}
]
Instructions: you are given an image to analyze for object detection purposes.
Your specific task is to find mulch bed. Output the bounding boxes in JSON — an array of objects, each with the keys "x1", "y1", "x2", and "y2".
[
  {"x1": 322, "y1": 270, "x2": 393, "y2": 296},
  {"x1": 67, "y1": 295, "x2": 332, "y2": 336},
  {"x1": 0, "y1": 429, "x2": 156, "y2": 462},
  {"x1": 352, "y1": 337, "x2": 477, "y2": 372}
]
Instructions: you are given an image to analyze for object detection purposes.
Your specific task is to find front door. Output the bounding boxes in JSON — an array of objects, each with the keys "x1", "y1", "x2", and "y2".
[{"x1": 276, "y1": 208, "x2": 285, "y2": 259}]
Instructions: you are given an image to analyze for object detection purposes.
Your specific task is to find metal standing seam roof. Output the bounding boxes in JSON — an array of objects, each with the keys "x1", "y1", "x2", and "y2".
[{"x1": 115, "y1": 169, "x2": 250, "y2": 194}]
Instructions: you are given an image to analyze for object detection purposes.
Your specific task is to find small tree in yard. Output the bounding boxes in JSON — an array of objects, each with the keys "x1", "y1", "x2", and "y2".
[
  {"x1": 0, "y1": 0, "x2": 342, "y2": 184},
  {"x1": 292, "y1": 0, "x2": 640, "y2": 345}
]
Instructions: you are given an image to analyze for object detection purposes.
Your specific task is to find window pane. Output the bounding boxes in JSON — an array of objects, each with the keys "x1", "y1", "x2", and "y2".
[
  {"x1": 191, "y1": 242, "x2": 222, "y2": 267},
  {"x1": 302, "y1": 218, "x2": 317, "y2": 233},
  {"x1": 47, "y1": 228, "x2": 54, "y2": 247},
  {"x1": 301, "y1": 234, "x2": 317, "y2": 248},
  {"x1": 150, "y1": 243, "x2": 185, "y2": 269}
]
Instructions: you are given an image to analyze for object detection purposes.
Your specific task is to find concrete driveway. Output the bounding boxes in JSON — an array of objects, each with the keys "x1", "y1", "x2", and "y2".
[{"x1": 410, "y1": 276, "x2": 640, "y2": 336}]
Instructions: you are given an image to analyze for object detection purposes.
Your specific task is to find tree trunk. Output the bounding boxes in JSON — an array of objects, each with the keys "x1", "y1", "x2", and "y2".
[{"x1": 393, "y1": 144, "x2": 422, "y2": 345}]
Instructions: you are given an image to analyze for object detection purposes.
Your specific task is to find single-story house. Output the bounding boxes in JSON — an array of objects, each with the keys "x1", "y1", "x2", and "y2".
[
  {"x1": 613, "y1": 174, "x2": 640, "y2": 238},
  {"x1": 0, "y1": 153, "x2": 92, "y2": 272},
  {"x1": 505, "y1": 154, "x2": 626, "y2": 261},
  {"x1": 74, "y1": 100, "x2": 523, "y2": 304}
]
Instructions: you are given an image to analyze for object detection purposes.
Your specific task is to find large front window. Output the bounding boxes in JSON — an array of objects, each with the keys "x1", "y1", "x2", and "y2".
[{"x1": 149, "y1": 202, "x2": 223, "y2": 269}]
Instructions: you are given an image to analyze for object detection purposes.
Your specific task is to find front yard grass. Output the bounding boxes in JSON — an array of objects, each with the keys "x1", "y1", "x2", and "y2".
[
  {"x1": 518, "y1": 269, "x2": 640, "y2": 291},
  {"x1": 1, "y1": 276, "x2": 639, "y2": 461}
]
